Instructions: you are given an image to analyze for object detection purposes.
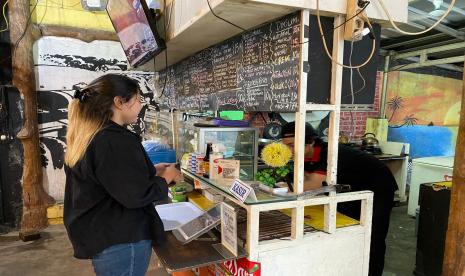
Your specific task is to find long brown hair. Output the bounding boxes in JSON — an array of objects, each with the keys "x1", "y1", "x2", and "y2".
[{"x1": 65, "y1": 74, "x2": 139, "y2": 167}]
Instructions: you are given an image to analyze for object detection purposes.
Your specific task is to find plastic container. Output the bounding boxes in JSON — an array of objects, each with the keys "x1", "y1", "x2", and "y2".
[
  {"x1": 170, "y1": 185, "x2": 187, "y2": 202},
  {"x1": 209, "y1": 152, "x2": 224, "y2": 179},
  {"x1": 259, "y1": 183, "x2": 289, "y2": 195},
  {"x1": 155, "y1": 202, "x2": 204, "y2": 231},
  {"x1": 146, "y1": 150, "x2": 176, "y2": 164}
]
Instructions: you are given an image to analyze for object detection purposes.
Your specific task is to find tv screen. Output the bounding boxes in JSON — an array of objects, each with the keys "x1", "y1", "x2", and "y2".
[{"x1": 106, "y1": 0, "x2": 166, "y2": 68}]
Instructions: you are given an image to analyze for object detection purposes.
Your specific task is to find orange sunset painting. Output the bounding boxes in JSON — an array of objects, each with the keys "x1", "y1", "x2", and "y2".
[{"x1": 386, "y1": 71, "x2": 462, "y2": 127}]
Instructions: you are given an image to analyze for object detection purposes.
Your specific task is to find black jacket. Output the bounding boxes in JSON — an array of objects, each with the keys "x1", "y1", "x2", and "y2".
[
  {"x1": 64, "y1": 121, "x2": 168, "y2": 259},
  {"x1": 304, "y1": 143, "x2": 398, "y2": 193}
]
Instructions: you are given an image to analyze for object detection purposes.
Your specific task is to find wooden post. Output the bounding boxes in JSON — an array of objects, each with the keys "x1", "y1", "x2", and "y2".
[
  {"x1": 443, "y1": 64, "x2": 465, "y2": 275},
  {"x1": 9, "y1": 0, "x2": 54, "y2": 240}
]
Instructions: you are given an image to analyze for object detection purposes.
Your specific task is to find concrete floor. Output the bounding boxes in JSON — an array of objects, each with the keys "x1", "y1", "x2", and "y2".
[
  {"x1": 384, "y1": 204, "x2": 417, "y2": 276},
  {"x1": 0, "y1": 205, "x2": 416, "y2": 276},
  {"x1": 0, "y1": 225, "x2": 170, "y2": 276}
]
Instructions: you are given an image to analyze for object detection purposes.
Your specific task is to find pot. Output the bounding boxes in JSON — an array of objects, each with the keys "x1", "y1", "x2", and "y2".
[{"x1": 361, "y1": 133, "x2": 379, "y2": 148}]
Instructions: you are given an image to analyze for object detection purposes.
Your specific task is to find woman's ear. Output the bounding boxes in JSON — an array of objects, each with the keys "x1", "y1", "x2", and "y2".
[{"x1": 113, "y1": 96, "x2": 124, "y2": 110}]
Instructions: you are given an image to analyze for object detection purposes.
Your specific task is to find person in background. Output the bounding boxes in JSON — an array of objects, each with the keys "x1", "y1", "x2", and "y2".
[
  {"x1": 281, "y1": 122, "x2": 397, "y2": 276},
  {"x1": 64, "y1": 74, "x2": 180, "y2": 276}
]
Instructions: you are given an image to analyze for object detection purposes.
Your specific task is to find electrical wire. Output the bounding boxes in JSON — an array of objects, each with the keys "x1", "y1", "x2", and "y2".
[
  {"x1": 46, "y1": 0, "x2": 81, "y2": 8},
  {"x1": 349, "y1": 40, "x2": 355, "y2": 140},
  {"x1": 206, "y1": 0, "x2": 246, "y2": 32},
  {"x1": 333, "y1": 1, "x2": 370, "y2": 30},
  {"x1": 38, "y1": 0, "x2": 48, "y2": 36},
  {"x1": 342, "y1": 67, "x2": 366, "y2": 98},
  {"x1": 0, "y1": 0, "x2": 9, "y2": 33},
  {"x1": 206, "y1": 0, "x2": 302, "y2": 47},
  {"x1": 158, "y1": 0, "x2": 168, "y2": 99},
  {"x1": 206, "y1": 0, "x2": 372, "y2": 52},
  {"x1": 316, "y1": 0, "x2": 376, "y2": 69},
  {"x1": 388, "y1": 63, "x2": 411, "y2": 72},
  {"x1": 297, "y1": 1, "x2": 371, "y2": 46},
  {"x1": 12, "y1": 0, "x2": 39, "y2": 67},
  {"x1": 377, "y1": 0, "x2": 456, "y2": 36}
]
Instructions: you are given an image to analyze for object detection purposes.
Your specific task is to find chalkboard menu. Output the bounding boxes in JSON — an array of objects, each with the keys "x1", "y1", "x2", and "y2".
[{"x1": 155, "y1": 12, "x2": 301, "y2": 112}]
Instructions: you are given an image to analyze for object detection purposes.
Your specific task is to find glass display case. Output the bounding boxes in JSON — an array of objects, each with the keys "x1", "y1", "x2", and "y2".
[
  {"x1": 143, "y1": 110, "x2": 175, "y2": 148},
  {"x1": 177, "y1": 120, "x2": 258, "y2": 181}
]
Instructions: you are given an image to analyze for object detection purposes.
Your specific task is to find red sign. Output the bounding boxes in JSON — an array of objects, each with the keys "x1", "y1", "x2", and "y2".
[
  {"x1": 222, "y1": 258, "x2": 261, "y2": 276},
  {"x1": 194, "y1": 179, "x2": 202, "y2": 189}
]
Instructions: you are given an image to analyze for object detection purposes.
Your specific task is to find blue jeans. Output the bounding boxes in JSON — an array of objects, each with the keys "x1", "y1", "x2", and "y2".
[{"x1": 92, "y1": 240, "x2": 152, "y2": 276}]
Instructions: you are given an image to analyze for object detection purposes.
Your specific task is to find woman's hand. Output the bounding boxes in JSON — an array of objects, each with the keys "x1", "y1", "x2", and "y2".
[
  {"x1": 154, "y1": 163, "x2": 172, "y2": 176},
  {"x1": 158, "y1": 164, "x2": 182, "y2": 184}
]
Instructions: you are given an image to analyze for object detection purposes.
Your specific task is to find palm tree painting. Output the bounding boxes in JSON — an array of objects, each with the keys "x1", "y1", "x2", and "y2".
[
  {"x1": 387, "y1": 96, "x2": 404, "y2": 122},
  {"x1": 403, "y1": 114, "x2": 418, "y2": 126},
  {"x1": 389, "y1": 114, "x2": 419, "y2": 128}
]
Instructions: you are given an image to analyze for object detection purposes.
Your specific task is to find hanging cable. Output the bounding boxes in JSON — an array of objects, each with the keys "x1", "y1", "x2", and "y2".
[
  {"x1": 37, "y1": 0, "x2": 48, "y2": 36},
  {"x1": 12, "y1": 0, "x2": 39, "y2": 67},
  {"x1": 39, "y1": 0, "x2": 48, "y2": 25},
  {"x1": 349, "y1": 40, "x2": 355, "y2": 140},
  {"x1": 46, "y1": 0, "x2": 81, "y2": 8},
  {"x1": 377, "y1": 0, "x2": 456, "y2": 36},
  {"x1": 333, "y1": 1, "x2": 370, "y2": 30},
  {"x1": 342, "y1": 68, "x2": 366, "y2": 99},
  {"x1": 158, "y1": 0, "x2": 168, "y2": 99},
  {"x1": 316, "y1": 0, "x2": 376, "y2": 69},
  {"x1": 206, "y1": 0, "x2": 247, "y2": 32}
]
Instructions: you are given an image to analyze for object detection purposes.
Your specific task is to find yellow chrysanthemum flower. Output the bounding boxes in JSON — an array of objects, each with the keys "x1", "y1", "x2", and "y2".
[{"x1": 261, "y1": 142, "x2": 292, "y2": 168}]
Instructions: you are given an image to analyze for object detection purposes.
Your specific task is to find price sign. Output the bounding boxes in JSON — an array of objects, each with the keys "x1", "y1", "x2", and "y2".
[{"x1": 221, "y1": 202, "x2": 238, "y2": 256}]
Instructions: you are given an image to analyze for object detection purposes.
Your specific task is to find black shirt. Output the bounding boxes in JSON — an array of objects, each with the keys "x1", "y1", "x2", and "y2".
[
  {"x1": 304, "y1": 143, "x2": 398, "y2": 193},
  {"x1": 64, "y1": 121, "x2": 169, "y2": 259}
]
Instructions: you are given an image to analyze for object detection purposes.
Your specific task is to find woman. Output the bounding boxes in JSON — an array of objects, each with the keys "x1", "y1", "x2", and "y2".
[{"x1": 64, "y1": 74, "x2": 179, "y2": 276}]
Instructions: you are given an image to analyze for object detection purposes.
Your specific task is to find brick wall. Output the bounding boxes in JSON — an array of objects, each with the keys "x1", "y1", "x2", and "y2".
[{"x1": 340, "y1": 71, "x2": 383, "y2": 140}]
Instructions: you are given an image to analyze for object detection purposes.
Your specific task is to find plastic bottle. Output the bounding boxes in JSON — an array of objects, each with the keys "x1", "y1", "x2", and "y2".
[
  {"x1": 209, "y1": 144, "x2": 224, "y2": 180},
  {"x1": 203, "y1": 143, "x2": 213, "y2": 178}
]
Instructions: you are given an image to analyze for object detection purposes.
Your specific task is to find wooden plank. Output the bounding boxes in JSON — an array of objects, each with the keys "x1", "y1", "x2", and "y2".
[
  {"x1": 253, "y1": 191, "x2": 373, "y2": 212},
  {"x1": 292, "y1": 10, "x2": 306, "y2": 242},
  {"x1": 291, "y1": 206, "x2": 304, "y2": 239},
  {"x1": 37, "y1": 25, "x2": 118, "y2": 43},
  {"x1": 247, "y1": 207, "x2": 260, "y2": 260},
  {"x1": 360, "y1": 196, "x2": 374, "y2": 276},
  {"x1": 443, "y1": 66, "x2": 465, "y2": 276},
  {"x1": 326, "y1": 15, "x2": 344, "y2": 186},
  {"x1": 293, "y1": 9, "x2": 309, "y2": 195},
  {"x1": 248, "y1": 0, "x2": 409, "y2": 23},
  {"x1": 155, "y1": 0, "x2": 297, "y2": 70},
  {"x1": 305, "y1": 104, "x2": 336, "y2": 111},
  {"x1": 324, "y1": 200, "x2": 337, "y2": 234}
]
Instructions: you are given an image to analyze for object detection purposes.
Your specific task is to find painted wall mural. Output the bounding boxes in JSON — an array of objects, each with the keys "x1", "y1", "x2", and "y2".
[
  {"x1": 386, "y1": 71, "x2": 462, "y2": 158},
  {"x1": 34, "y1": 36, "x2": 157, "y2": 200},
  {"x1": 31, "y1": 0, "x2": 114, "y2": 31},
  {"x1": 386, "y1": 71, "x2": 462, "y2": 127}
]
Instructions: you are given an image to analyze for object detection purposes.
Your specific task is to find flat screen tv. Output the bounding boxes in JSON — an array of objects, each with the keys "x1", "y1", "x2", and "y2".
[{"x1": 106, "y1": 0, "x2": 166, "y2": 68}]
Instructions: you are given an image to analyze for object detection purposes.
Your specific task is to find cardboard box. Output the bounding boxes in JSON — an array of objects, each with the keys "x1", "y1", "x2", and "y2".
[{"x1": 217, "y1": 159, "x2": 240, "y2": 180}]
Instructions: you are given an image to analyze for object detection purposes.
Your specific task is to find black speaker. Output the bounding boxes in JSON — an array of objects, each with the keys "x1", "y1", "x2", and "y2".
[{"x1": 414, "y1": 183, "x2": 451, "y2": 276}]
